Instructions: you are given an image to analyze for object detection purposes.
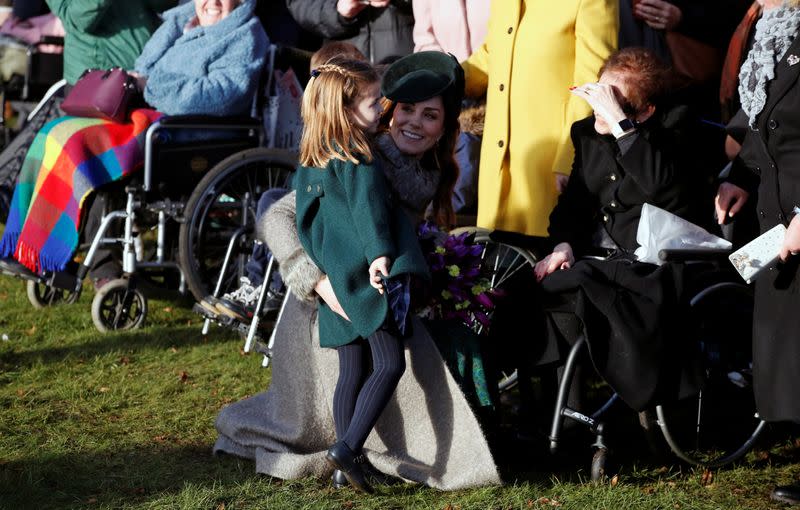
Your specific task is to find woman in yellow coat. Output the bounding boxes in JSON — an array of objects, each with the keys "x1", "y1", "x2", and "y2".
[{"x1": 462, "y1": 0, "x2": 618, "y2": 236}]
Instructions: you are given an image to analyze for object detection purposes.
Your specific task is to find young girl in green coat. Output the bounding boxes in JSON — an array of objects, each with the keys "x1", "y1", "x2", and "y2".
[{"x1": 294, "y1": 57, "x2": 429, "y2": 493}]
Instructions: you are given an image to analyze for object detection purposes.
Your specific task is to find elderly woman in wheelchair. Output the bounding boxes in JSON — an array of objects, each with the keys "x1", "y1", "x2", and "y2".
[
  {"x1": 486, "y1": 47, "x2": 762, "y2": 476},
  {"x1": 0, "y1": 0, "x2": 269, "y2": 331}
]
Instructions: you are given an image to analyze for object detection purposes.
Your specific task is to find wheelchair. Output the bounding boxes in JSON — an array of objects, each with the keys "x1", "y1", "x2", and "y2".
[
  {"x1": 1, "y1": 91, "x2": 296, "y2": 333},
  {"x1": 458, "y1": 226, "x2": 765, "y2": 480}
]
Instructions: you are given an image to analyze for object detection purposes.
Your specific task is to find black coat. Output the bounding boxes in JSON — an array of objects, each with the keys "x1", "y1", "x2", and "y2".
[
  {"x1": 285, "y1": 0, "x2": 413, "y2": 63},
  {"x1": 548, "y1": 108, "x2": 707, "y2": 257},
  {"x1": 492, "y1": 109, "x2": 712, "y2": 411},
  {"x1": 728, "y1": 34, "x2": 800, "y2": 423}
]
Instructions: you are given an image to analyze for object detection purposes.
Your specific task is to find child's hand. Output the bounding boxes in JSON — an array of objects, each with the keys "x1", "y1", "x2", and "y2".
[
  {"x1": 314, "y1": 275, "x2": 350, "y2": 321},
  {"x1": 369, "y1": 256, "x2": 391, "y2": 294}
]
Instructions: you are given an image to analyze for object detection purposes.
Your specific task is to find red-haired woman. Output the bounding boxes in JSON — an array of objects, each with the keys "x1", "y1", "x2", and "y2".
[{"x1": 495, "y1": 47, "x2": 715, "y2": 420}]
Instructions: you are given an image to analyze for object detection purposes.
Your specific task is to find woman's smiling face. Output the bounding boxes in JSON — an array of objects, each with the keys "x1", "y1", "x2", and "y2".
[
  {"x1": 194, "y1": 0, "x2": 238, "y2": 27},
  {"x1": 388, "y1": 96, "x2": 446, "y2": 157}
]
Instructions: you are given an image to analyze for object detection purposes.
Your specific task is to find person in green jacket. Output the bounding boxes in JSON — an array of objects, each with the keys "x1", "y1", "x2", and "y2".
[
  {"x1": 294, "y1": 57, "x2": 429, "y2": 493},
  {"x1": 46, "y1": 0, "x2": 176, "y2": 84}
]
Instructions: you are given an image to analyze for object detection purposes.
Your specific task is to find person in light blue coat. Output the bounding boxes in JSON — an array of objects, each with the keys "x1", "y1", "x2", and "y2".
[{"x1": 133, "y1": 0, "x2": 269, "y2": 116}]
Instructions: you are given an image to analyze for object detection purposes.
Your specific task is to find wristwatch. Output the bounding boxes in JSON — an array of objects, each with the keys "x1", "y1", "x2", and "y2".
[{"x1": 611, "y1": 118, "x2": 637, "y2": 139}]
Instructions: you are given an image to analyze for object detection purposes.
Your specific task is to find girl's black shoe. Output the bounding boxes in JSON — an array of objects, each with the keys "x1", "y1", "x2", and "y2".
[
  {"x1": 331, "y1": 469, "x2": 348, "y2": 489},
  {"x1": 325, "y1": 441, "x2": 374, "y2": 494},
  {"x1": 772, "y1": 485, "x2": 800, "y2": 505}
]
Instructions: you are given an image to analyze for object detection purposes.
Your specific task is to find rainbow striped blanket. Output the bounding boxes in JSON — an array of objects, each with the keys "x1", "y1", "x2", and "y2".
[{"x1": 0, "y1": 109, "x2": 162, "y2": 273}]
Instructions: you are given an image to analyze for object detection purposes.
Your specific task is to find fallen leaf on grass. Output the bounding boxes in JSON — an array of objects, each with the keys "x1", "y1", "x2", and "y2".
[
  {"x1": 343, "y1": 501, "x2": 354, "y2": 509},
  {"x1": 119, "y1": 356, "x2": 130, "y2": 365},
  {"x1": 26, "y1": 325, "x2": 36, "y2": 336},
  {"x1": 15, "y1": 389, "x2": 26, "y2": 397},
  {"x1": 536, "y1": 497, "x2": 562, "y2": 507},
  {"x1": 527, "y1": 500, "x2": 534, "y2": 508},
  {"x1": 216, "y1": 503, "x2": 225, "y2": 510},
  {"x1": 87, "y1": 498, "x2": 97, "y2": 504},
  {"x1": 444, "y1": 505, "x2": 452, "y2": 510},
  {"x1": 610, "y1": 475, "x2": 619, "y2": 487},
  {"x1": 153, "y1": 435, "x2": 168, "y2": 443},
  {"x1": 170, "y1": 346, "x2": 178, "y2": 353},
  {"x1": 179, "y1": 371, "x2": 189, "y2": 382},
  {"x1": 642, "y1": 486, "x2": 657, "y2": 495},
  {"x1": 99, "y1": 387, "x2": 110, "y2": 393},
  {"x1": 163, "y1": 307, "x2": 173, "y2": 313},
  {"x1": 700, "y1": 469, "x2": 714, "y2": 486}
]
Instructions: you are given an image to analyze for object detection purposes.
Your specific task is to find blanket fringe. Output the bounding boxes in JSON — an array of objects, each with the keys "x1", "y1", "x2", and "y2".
[
  {"x1": 15, "y1": 240, "x2": 40, "y2": 274},
  {"x1": 0, "y1": 231, "x2": 19, "y2": 258}
]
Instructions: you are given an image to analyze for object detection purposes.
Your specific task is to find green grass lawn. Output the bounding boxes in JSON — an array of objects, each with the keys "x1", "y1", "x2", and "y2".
[{"x1": 1, "y1": 274, "x2": 799, "y2": 510}]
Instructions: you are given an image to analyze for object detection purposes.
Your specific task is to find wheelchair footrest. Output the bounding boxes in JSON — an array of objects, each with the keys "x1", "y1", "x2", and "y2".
[
  {"x1": 251, "y1": 340, "x2": 271, "y2": 358},
  {"x1": 193, "y1": 302, "x2": 236, "y2": 327}
]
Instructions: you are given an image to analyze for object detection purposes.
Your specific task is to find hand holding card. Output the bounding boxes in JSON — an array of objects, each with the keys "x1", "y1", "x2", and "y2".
[{"x1": 728, "y1": 224, "x2": 787, "y2": 284}]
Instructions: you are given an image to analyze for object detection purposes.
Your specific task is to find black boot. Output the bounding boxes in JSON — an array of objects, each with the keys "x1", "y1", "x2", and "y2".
[
  {"x1": 331, "y1": 469, "x2": 348, "y2": 489},
  {"x1": 326, "y1": 441, "x2": 373, "y2": 493},
  {"x1": 772, "y1": 485, "x2": 800, "y2": 505}
]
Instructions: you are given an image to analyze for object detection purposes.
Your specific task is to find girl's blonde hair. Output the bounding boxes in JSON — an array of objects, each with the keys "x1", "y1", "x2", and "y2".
[{"x1": 299, "y1": 58, "x2": 379, "y2": 168}]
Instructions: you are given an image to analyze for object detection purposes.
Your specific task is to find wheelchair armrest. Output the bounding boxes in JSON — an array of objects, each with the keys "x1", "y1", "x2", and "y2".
[
  {"x1": 658, "y1": 248, "x2": 732, "y2": 262},
  {"x1": 156, "y1": 115, "x2": 260, "y2": 129}
]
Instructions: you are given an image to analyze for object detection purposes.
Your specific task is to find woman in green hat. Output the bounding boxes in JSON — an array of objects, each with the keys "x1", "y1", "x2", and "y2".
[{"x1": 213, "y1": 51, "x2": 502, "y2": 491}]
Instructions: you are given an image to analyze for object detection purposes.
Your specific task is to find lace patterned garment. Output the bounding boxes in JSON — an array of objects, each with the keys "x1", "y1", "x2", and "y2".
[{"x1": 738, "y1": 6, "x2": 800, "y2": 127}]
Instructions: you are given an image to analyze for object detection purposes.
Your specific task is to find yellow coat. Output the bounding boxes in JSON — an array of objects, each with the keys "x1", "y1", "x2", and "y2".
[{"x1": 463, "y1": 0, "x2": 618, "y2": 236}]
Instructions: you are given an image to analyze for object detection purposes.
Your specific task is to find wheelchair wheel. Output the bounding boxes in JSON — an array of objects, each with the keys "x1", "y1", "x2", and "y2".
[
  {"x1": 652, "y1": 281, "x2": 766, "y2": 468},
  {"x1": 91, "y1": 278, "x2": 148, "y2": 332},
  {"x1": 451, "y1": 227, "x2": 537, "y2": 392},
  {"x1": 178, "y1": 148, "x2": 295, "y2": 302},
  {"x1": 26, "y1": 280, "x2": 81, "y2": 309}
]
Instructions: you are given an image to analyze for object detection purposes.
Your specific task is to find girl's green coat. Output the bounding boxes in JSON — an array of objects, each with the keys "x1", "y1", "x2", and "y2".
[{"x1": 295, "y1": 156, "x2": 429, "y2": 348}]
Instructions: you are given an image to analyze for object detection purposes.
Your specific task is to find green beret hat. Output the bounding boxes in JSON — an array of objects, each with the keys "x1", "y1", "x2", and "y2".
[{"x1": 381, "y1": 51, "x2": 465, "y2": 108}]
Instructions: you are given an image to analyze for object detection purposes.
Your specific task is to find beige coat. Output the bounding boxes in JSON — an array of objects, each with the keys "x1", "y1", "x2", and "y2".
[
  {"x1": 214, "y1": 193, "x2": 501, "y2": 489},
  {"x1": 463, "y1": 0, "x2": 618, "y2": 236}
]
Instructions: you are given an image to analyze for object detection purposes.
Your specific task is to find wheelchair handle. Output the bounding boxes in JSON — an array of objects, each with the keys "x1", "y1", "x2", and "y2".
[{"x1": 658, "y1": 248, "x2": 732, "y2": 262}]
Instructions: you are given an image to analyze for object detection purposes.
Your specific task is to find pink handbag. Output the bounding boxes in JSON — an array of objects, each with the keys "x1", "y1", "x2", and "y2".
[{"x1": 61, "y1": 68, "x2": 140, "y2": 123}]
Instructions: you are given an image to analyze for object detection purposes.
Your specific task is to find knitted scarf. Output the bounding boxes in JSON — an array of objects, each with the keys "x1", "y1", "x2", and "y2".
[
  {"x1": 738, "y1": 5, "x2": 800, "y2": 127},
  {"x1": 373, "y1": 132, "x2": 440, "y2": 221}
]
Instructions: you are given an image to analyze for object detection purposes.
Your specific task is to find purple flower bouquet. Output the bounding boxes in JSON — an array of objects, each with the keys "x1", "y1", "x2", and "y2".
[{"x1": 416, "y1": 222, "x2": 501, "y2": 334}]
